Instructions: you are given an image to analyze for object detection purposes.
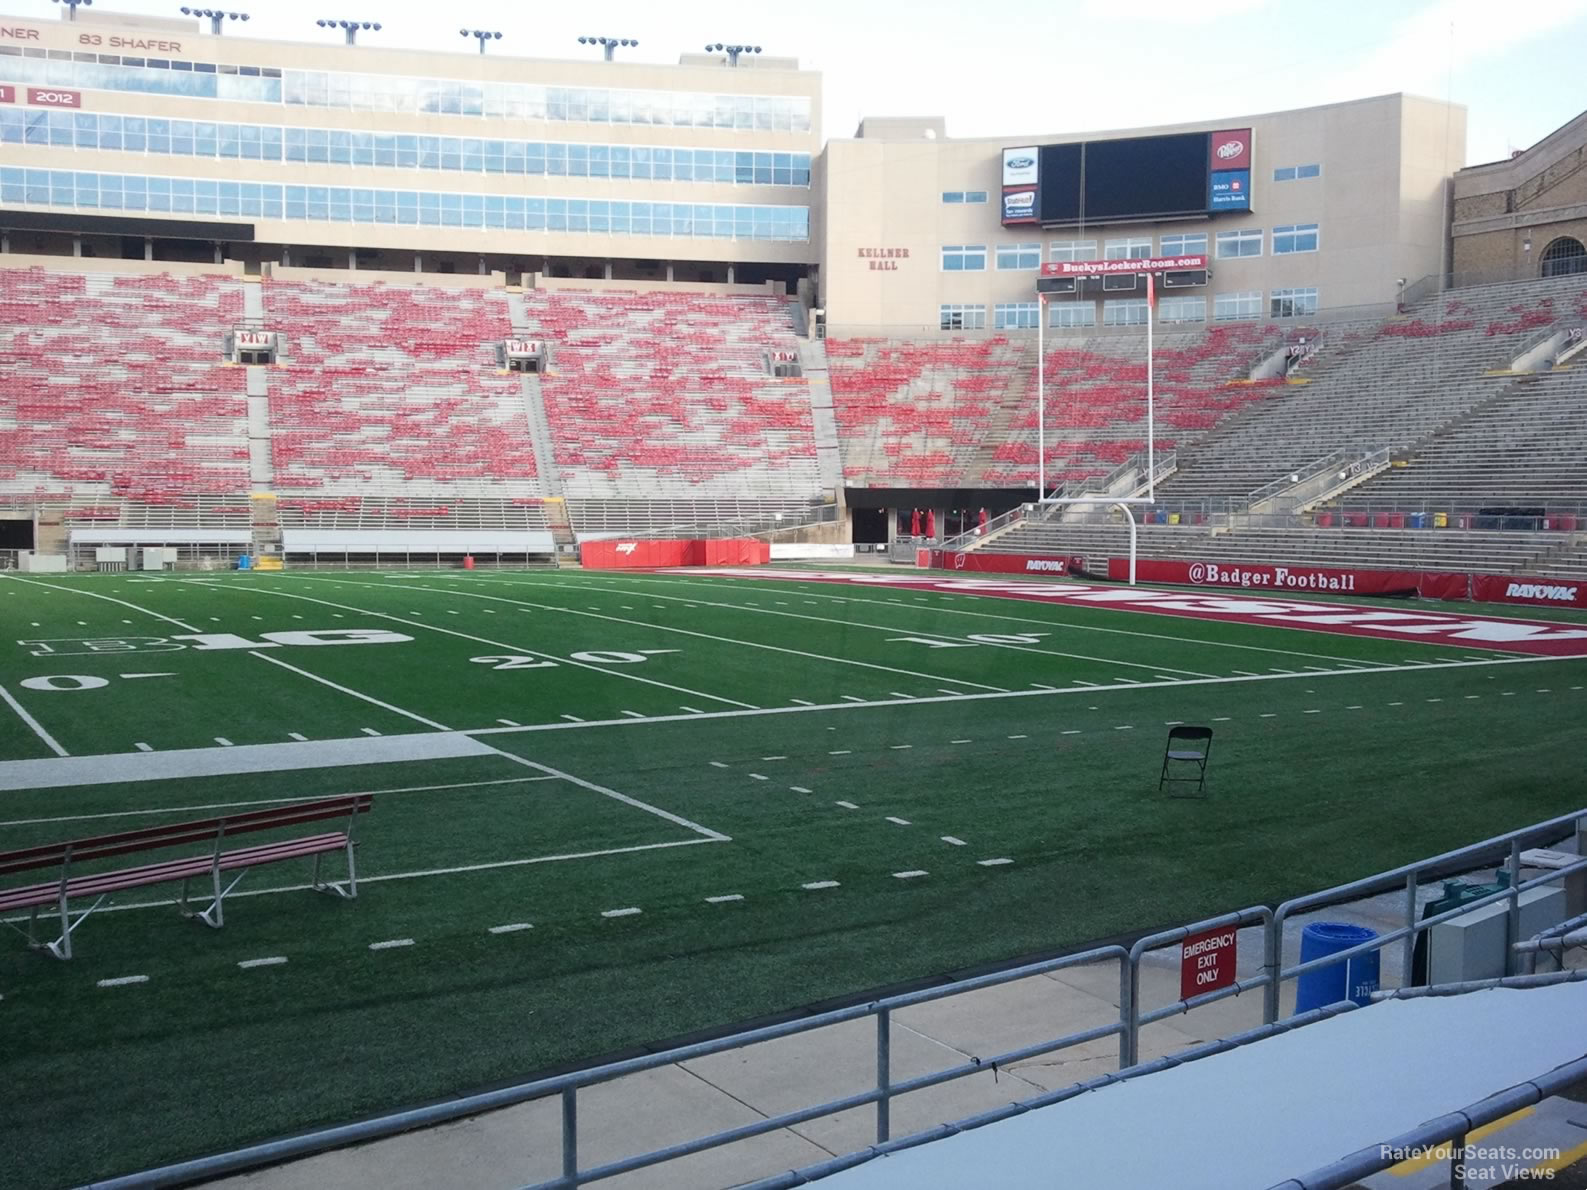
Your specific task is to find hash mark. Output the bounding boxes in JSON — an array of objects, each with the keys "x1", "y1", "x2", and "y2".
[
  {"x1": 801, "y1": 881, "x2": 840, "y2": 890},
  {"x1": 214, "y1": 737, "x2": 234, "y2": 747},
  {"x1": 951, "y1": 739, "x2": 972, "y2": 744},
  {"x1": 98, "y1": 975, "x2": 149, "y2": 988},
  {"x1": 749, "y1": 773, "x2": 768, "y2": 781},
  {"x1": 620, "y1": 711, "x2": 646, "y2": 719},
  {"x1": 835, "y1": 800, "x2": 859, "y2": 809},
  {"x1": 369, "y1": 939, "x2": 414, "y2": 951},
  {"x1": 488, "y1": 923, "x2": 534, "y2": 934},
  {"x1": 829, "y1": 749, "x2": 852, "y2": 756},
  {"x1": 893, "y1": 870, "x2": 928, "y2": 880},
  {"x1": 134, "y1": 743, "x2": 152, "y2": 753},
  {"x1": 791, "y1": 786, "x2": 812, "y2": 794},
  {"x1": 601, "y1": 907, "x2": 642, "y2": 919},
  {"x1": 941, "y1": 836, "x2": 966, "y2": 846},
  {"x1": 288, "y1": 732, "x2": 308, "y2": 741},
  {"x1": 1006, "y1": 734, "x2": 1028, "y2": 740},
  {"x1": 705, "y1": 894, "x2": 744, "y2": 904},
  {"x1": 496, "y1": 719, "x2": 520, "y2": 727},
  {"x1": 360, "y1": 728, "x2": 382, "y2": 736},
  {"x1": 886, "y1": 816, "x2": 912, "y2": 826},
  {"x1": 889, "y1": 744, "x2": 913, "y2": 750},
  {"x1": 978, "y1": 858, "x2": 1013, "y2": 867},
  {"x1": 238, "y1": 956, "x2": 288, "y2": 968},
  {"x1": 560, "y1": 714, "x2": 585, "y2": 723}
]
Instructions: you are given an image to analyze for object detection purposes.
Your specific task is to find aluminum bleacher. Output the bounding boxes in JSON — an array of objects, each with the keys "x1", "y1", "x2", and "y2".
[
  {"x1": 527, "y1": 289, "x2": 821, "y2": 501},
  {"x1": 0, "y1": 266, "x2": 249, "y2": 505}
]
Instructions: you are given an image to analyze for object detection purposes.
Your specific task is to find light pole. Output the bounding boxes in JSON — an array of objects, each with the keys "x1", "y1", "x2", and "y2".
[
  {"x1": 317, "y1": 18, "x2": 381, "y2": 44},
  {"x1": 578, "y1": 35, "x2": 638, "y2": 61},
  {"x1": 181, "y1": 7, "x2": 250, "y2": 34},
  {"x1": 461, "y1": 28, "x2": 503, "y2": 54},
  {"x1": 704, "y1": 42, "x2": 762, "y2": 66},
  {"x1": 52, "y1": 0, "x2": 91, "y2": 20}
]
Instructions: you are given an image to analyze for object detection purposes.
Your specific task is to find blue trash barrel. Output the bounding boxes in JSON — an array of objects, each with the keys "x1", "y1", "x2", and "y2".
[
  {"x1": 1293, "y1": 922, "x2": 1380, "y2": 1014},
  {"x1": 237, "y1": 555, "x2": 252, "y2": 571},
  {"x1": 1408, "y1": 512, "x2": 1426, "y2": 529}
]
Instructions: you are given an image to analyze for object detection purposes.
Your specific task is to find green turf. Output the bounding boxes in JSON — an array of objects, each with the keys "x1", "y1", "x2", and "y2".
[{"x1": 2, "y1": 567, "x2": 1586, "y2": 1188}]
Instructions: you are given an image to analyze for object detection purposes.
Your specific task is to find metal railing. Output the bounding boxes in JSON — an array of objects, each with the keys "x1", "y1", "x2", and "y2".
[
  {"x1": 939, "y1": 505, "x2": 1029, "y2": 551},
  {"x1": 107, "y1": 807, "x2": 1587, "y2": 1190}
]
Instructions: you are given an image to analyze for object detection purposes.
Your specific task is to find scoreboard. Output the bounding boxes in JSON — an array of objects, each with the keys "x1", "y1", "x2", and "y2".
[{"x1": 1002, "y1": 129, "x2": 1252, "y2": 227}]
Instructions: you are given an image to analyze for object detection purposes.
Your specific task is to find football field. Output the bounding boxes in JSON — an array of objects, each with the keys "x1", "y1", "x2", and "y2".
[{"x1": 3, "y1": 565, "x2": 1587, "y2": 1187}]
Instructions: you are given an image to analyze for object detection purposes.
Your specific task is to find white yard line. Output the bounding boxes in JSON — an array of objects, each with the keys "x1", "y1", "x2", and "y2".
[
  {"x1": 587, "y1": 573, "x2": 1399, "y2": 670},
  {"x1": 539, "y1": 577, "x2": 1215, "y2": 679},
  {"x1": 363, "y1": 578, "x2": 1013, "y2": 694},
  {"x1": 252, "y1": 578, "x2": 758, "y2": 710},
  {"x1": 454, "y1": 652, "x2": 1582, "y2": 742},
  {"x1": 0, "y1": 683, "x2": 69, "y2": 758},
  {"x1": 247, "y1": 652, "x2": 452, "y2": 730}
]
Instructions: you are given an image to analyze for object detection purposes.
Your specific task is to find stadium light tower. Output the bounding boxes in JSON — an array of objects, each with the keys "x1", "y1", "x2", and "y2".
[
  {"x1": 704, "y1": 42, "x2": 762, "y2": 66},
  {"x1": 461, "y1": 28, "x2": 503, "y2": 54},
  {"x1": 578, "y1": 35, "x2": 638, "y2": 61},
  {"x1": 51, "y1": 0, "x2": 91, "y2": 21},
  {"x1": 317, "y1": 17, "x2": 381, "y2": 44},
  {"x1": 181, "y1": 8, "x2": 250, "y2": 34}
]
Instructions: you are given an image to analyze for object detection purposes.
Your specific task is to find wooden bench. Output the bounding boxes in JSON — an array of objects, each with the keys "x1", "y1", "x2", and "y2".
[{"x1": 0, "y1": 794, "x2": 373, "y2": 960}]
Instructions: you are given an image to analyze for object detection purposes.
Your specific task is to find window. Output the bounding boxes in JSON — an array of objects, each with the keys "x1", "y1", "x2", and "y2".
[
  {"x1": 940, "y1": 304, "x2": 987, "y2": 330},
  {"x1": 941, "y1": 190, "x2": 988, "y2": 204},
  {"x1": 1049, "y1": 302, "x2": 1096, "y2": 329},
  {"x1": 941, "y1": 244, "x2": 986, "y2": 271},
  {"x1": 1273, "y1": 163, "x2": 1321, "y2": 181},
  {"x1": 1273, "y1": 223, "x2": 1319, "y2": 254},
  {"x1": 1104, "y1": 237, "x2": 1153, "y2": 260},
  {"x1": 1215, "y1": 228, "x2": 1263, "y2": 259},
  {"x1": 1270, "y1": 287, "x2": 1319, "y2": 318},
  {"x1": 1157, "y1": 296, "x2": 1206, "y2": 324},
  {"x1": 995, "y1": 302, "x2": 1040, "y2": 329},
  {"x1": 1273, "y1": 166, "x2": 1295, "y2": 182},
  {"x1": 1159, "y1": 232, "x2": 1207, "y2": 257},
  {"x1": 996, "y1": 242, "x2": 1042, "y2": 270},
  {"x1": 1214, "y1": 291, "x2": 1262, "y2": 321},
  {"x1": 1049, "y1": 240, "x2": 1097, "y2": 263},
  {"x1": 1103, "y1": 299, "x2": 1149, "y2": 326},
  {"x1": 1296, "y1": 163, "x2": 1320, "y2": 179}
]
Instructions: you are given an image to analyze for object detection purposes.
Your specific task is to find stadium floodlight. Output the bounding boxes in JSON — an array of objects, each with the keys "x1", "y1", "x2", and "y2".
[
  {"x1": 182, "y1": 8, "x2": 250, "y2": 34},
  {"x1": 461, "y1": 28, "x2": 503, "y2": 53},
  {"x1": 704, "y1": 42, "x2": 762, "y2": 66},
  {"x1": 316, "y1": 17, "x2": 382, "y2": 44},
  {"x1": 52, "y1": 0, "x2": 91, "y2": 21},
  {"x1": 578, "y1": 35, "x2": 638, "y2": 61}
]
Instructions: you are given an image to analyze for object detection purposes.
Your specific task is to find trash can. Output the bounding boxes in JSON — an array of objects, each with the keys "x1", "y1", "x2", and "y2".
[
  {"x1": 462, "y1": 554, "x2": 475, "y2": 570},
  {"x1": 1293, "y1": 922, "x2": 1380, "y2": 1014},
  {"x1": 1407, "y1": 512, "x2": 1426, "y2": 529},
  {"x1": 1316, "y1": 512, "x2": 1333, "y2": 528},
  {"x1": 1168, "y1": 512, "x2": 1181, "y2": 525},
  {"x1": 237, "y1": 555, "x2": 252, "y2": 571},
  {"x1": 1433, "y1": 511, "x2": 1448, "y2": 529}
]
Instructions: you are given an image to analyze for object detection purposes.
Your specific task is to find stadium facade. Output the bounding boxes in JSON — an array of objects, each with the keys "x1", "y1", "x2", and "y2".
[{"x1": 0, "y1": 8, "x2": 1473, "y2": 321}]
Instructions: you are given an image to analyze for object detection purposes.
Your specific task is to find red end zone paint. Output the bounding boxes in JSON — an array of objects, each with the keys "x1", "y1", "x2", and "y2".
[{"x1": 672, "y1": 569, "x2": 1587, "y2": 657}]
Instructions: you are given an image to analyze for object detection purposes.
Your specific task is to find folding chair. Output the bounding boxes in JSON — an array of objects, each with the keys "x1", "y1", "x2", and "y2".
[{"x1": 1160, "y1": 726, "x2": 1213, "y2": 797}]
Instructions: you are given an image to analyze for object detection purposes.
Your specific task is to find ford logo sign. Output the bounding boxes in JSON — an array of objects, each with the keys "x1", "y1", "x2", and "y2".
[
  {"x1": 1007, "y1": 156, "x2": 1034, "y2": 169},
  {"x1": 1215, "y1": 140, "x2": 1245, "y2": 160}
]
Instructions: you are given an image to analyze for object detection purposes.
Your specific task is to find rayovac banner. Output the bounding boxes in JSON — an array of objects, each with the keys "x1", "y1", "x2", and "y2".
[
  {"x1": 932, "y1": 551, "x2": 1074, "y2": 576},
  {"x1": 1039, "y1": 255, "x2": 1208, "y2": 277},
  {"x1": 1471, "y1": 575, "x2": 1587, "y2": 609},
  {"x1": 581, "y1": 539, "x2": 768, "y2": 570}
]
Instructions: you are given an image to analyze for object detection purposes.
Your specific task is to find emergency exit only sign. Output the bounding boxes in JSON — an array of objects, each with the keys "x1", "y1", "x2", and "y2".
[{"x1": 1180, "y1": 925, "x2": 1238, "y2": 1000}]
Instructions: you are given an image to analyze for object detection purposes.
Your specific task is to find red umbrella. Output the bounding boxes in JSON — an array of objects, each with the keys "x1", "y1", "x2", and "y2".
[
  {"x1": 978, "y1": 507, "x2": 989, "y2": 533},
  {"x1": 926, "y1": 509, "x2": 936, "y2": 539},
  {"x1": 910, "y1": 508, "x2": 921, "y2": 536}
]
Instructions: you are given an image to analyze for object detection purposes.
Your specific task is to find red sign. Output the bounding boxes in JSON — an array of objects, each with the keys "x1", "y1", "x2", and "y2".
[
  {"x1": 1114, "y1": 558, "x2": 1421, "y2": 596},
  {"x1": 1471, "y1": 575, "x2": 1587, "y2": 609},
  {"x1": 0, "y1": 85, "x2": 14, "y2": 104},
  {"x1": 1181, "y1": 926, "x2": 1238, "y2": 1001},
  {"x1": 1209, "y1": 128, "x2": 1252, "y2": 170},
  {"x1": 235, "y1": 331, "x2": 273, "y2": 349},
  {"x1": 580, "y1": 539, "x2": 768, "y2": 570},
  {"x1": 1040, "y1": 255, "x2": 1208, "y2": 278},
  {"x1": 28, "y1": 88, "x2": 81, "y2": 109},
  {"x1": 505, "y1": 339, "x2": 543, "y2": 356},
  {"x1": 941, "y1": 551, "x2": 1072, "y2": 576}
]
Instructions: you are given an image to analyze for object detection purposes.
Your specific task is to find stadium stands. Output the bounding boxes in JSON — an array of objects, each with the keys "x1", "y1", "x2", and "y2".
[
  {"x1": 0, "y1": 267, "x2": 249, "y2": 505},
  {"x1": 526, "y1": 289, "x2": 822, "y2": 501},
  {"x1": 263, "y1": 280, "x2": 541, "y2": 496}
]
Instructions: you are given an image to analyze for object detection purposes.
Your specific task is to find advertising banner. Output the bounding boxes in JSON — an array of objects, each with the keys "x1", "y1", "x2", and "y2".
[
  {"x1": 1108, "y1": 558, "x2": 1421, "y2": 596},
  {"x1": 1040, "y1": 255, "x2": 1208, "y2": 277},
  {"x1": 1208, "y1": 129, "x2": 1252, "y2": 170},
  {"x1": 1001, "y1": 187, "x2": 1039, "y2": 224},
  {"x1": 934, "y1": 551, "x2": 1072, "y2": 576},
  {"x1": 0, "y1": 85, "x2": 14, "y2": 104},
  {"x1": 582, "y1": 539, "x2": 768, "y2": 569},
  {"x1": 1471, "y1": 575, "x2": 1587, "y2": 609},
  {"x1": 1002, "y1": 147, "x2": 1039, "y2": 186},
  {"x1": 1209, "y1": 170, "x2": 1251, "y2": 211}
]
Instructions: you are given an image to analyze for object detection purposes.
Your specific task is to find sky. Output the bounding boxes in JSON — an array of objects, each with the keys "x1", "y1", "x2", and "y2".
[{"x1": 8, "y1": 0, "x2": 1586, "y2": 164}]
